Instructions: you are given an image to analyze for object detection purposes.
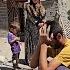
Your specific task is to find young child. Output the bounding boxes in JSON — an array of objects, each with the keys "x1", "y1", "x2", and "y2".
[{"x1": 8, "y1": 23, "x2": 21, "y2": 70}]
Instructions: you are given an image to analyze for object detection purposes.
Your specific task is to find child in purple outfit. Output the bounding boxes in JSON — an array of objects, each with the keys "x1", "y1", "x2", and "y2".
[{"x1": 8, "y1": 24, "x2": 21, "y2": 70}]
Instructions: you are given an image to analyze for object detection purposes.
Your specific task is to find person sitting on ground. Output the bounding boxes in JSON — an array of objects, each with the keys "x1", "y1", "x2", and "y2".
[
  {"x1": 31, "y1": 29, "x2": 70, "y2": 70},
  {"x1": 30, "y1": 20, "x2": 61, "y2": 67},
  {"x1": 30, "y1": 23, "x2": 70, "y2": 70},
  {"x1": 39, "y1": 27, "x2": 70, "y2": 70}
]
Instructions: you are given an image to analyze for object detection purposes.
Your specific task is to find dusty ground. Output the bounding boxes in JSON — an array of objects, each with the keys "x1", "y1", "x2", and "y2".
[{"x1": 0, "y1": 37, "x2": 37, "y2": 70}]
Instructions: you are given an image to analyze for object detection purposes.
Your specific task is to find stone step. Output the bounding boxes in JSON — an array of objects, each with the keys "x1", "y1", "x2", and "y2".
[
  {"x1": 0, "y1": 9, "x2": 7, "y2": 11},
  {"x1": 0, "y1": 7, "x2": 7, "y2": 14},
  {"x1": 0, "y1": 2, "x2": 7, "y2": 7},
  {"x1": 0, "y1": 14, "x2": 8, "y2": 17},
  {"x1": 0, "y1": 9, "x2": 7, "y2": 12}
]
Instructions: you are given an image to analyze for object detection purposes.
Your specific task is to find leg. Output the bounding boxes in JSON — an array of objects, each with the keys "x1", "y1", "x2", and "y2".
[
  {"x1": 15, "y1": 53, "x2": 21, "y2": 69},
  {"x1": 12, "y1": 53, "x2": 20, "y2": 69},
  {"x1": 30, "y1": 43, "x2": 41, "y2": 68},
  {"x1": 25, "y1": 49, "x2": 29, "y2": 65},
  {"x1": 25, "y1": 24, "x2": 30, "y2": 65},
  {"x1": 30, "y1": 24, "x2": 48, "y2": 68},
  {"x1": 25, "y1": 39, "x2": 29, "y2": 65},
  {"x1": 30, "y1": 27, "x2": 47, "y2": 68},
  {"x1": 16, "y1": 53, "x2": 20, "y2": 67},
  {"x1": 12, "y1": 54, "x2": 17, "y2": 69}
]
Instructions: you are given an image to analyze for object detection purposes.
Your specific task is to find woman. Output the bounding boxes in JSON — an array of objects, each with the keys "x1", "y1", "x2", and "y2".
[{"x1": 24, "y1": 0, "x2": 46, "y2": 64}]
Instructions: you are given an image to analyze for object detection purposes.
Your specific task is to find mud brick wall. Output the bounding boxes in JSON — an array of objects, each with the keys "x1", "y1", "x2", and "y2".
[{"x1": 0, "y1": 1, "x2": 8, "y2": 30}]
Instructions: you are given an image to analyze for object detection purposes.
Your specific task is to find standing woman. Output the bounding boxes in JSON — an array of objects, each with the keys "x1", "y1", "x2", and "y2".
[{"x1": 25, "y1": 0, "x2": 46, "y2": 64}]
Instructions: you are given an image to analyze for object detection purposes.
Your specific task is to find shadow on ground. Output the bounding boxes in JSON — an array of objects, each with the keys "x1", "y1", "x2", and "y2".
[
  {"x1": 19, "y1": 59, "x2": 27, "y2": 65},
  {"x1": 0, "y1": 67, "x2": 12, "y2": 70},
  {"x1": 8, "y1": 59, "x2": 28, "y2": 65}
]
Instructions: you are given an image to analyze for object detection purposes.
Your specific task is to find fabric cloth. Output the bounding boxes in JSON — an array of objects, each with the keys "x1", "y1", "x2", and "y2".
[
  {"x1": 26, "y1": 3, "x2": 46, "y2": 22},
  {"x1": 24, "y1": 3, "x2": 46, "y2": 55},
  {"x1": 8, "y1": 32, "x2": 21, "y2": 54},
  {"x1": 54, "y1": 38, "x2": 70, "y2": 67},
  {"x1": 56, "y1": 66, "x2": 70, "y2": 70}
]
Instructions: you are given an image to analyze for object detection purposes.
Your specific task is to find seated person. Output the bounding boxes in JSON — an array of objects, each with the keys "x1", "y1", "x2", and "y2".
[
  {"x1": 30, "y1": 22, "x2": 70, "y2": 70},
  {"x1": 39, "y1": 28, "x2": 70, "y2": 70}
]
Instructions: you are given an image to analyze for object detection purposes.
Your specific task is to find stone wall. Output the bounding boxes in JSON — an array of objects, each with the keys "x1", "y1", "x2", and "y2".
[
  {"x1": 0, "y1": 1, "x2": 8, "y2": 37},
  {"x1": 58, "y1": 0, "x2": 70, "y2": 38},
  {"x1": 0, "y1": 1, "x2": 8, "y2": 30}
]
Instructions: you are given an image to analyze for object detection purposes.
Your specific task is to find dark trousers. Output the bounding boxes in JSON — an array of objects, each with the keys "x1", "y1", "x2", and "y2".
[{"x1": 12, "y1": 53, "x2": 20, "y2": 69}]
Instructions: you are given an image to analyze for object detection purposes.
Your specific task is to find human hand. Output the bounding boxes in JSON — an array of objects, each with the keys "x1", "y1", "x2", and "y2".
[
  {"x1": 14, "y1": 37, "x2": 20, "y2": 41},
  {"x1": 38, "y1": 23, "x2": 44, "y2": 28},
  {"x1": 36, "y1": 3, "x2": 40, "y2": 9}
]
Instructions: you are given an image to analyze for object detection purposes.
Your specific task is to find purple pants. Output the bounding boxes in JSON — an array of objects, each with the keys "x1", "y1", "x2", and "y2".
[{"x1": 56, "y1": 66, "x2": 70, "y2": 70}]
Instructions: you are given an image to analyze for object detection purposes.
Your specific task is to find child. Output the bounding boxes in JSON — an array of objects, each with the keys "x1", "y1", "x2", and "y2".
[{"x1": 8, "y1": 23, "x2": 21, "y2": 70}]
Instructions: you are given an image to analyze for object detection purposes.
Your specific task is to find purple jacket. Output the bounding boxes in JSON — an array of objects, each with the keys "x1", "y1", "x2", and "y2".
[{"x1": 8, "y1": 32, "x2": 21, "y2": 54}]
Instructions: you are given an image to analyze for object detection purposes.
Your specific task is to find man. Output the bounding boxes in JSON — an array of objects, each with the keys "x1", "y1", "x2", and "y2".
[{"x1": 30, "y1": 25, "x2": 70, "y2": 70}]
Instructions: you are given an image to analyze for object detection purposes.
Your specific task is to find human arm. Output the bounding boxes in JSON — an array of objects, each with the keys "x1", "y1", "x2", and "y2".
[
  {"x1": 8, "y1": 33, "x2": 20, "y2": 45},
  {"x1": 39, "y1": 44, "x2": 61, "y2": 70},
  {"x1": 10, "y1": 37, "x2": 20, "y2": 44}
]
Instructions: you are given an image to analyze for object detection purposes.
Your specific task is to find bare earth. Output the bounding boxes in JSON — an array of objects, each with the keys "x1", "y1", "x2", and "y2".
[{"x1": 0, "y1": 37, "x2": 38, "y2": 70}]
